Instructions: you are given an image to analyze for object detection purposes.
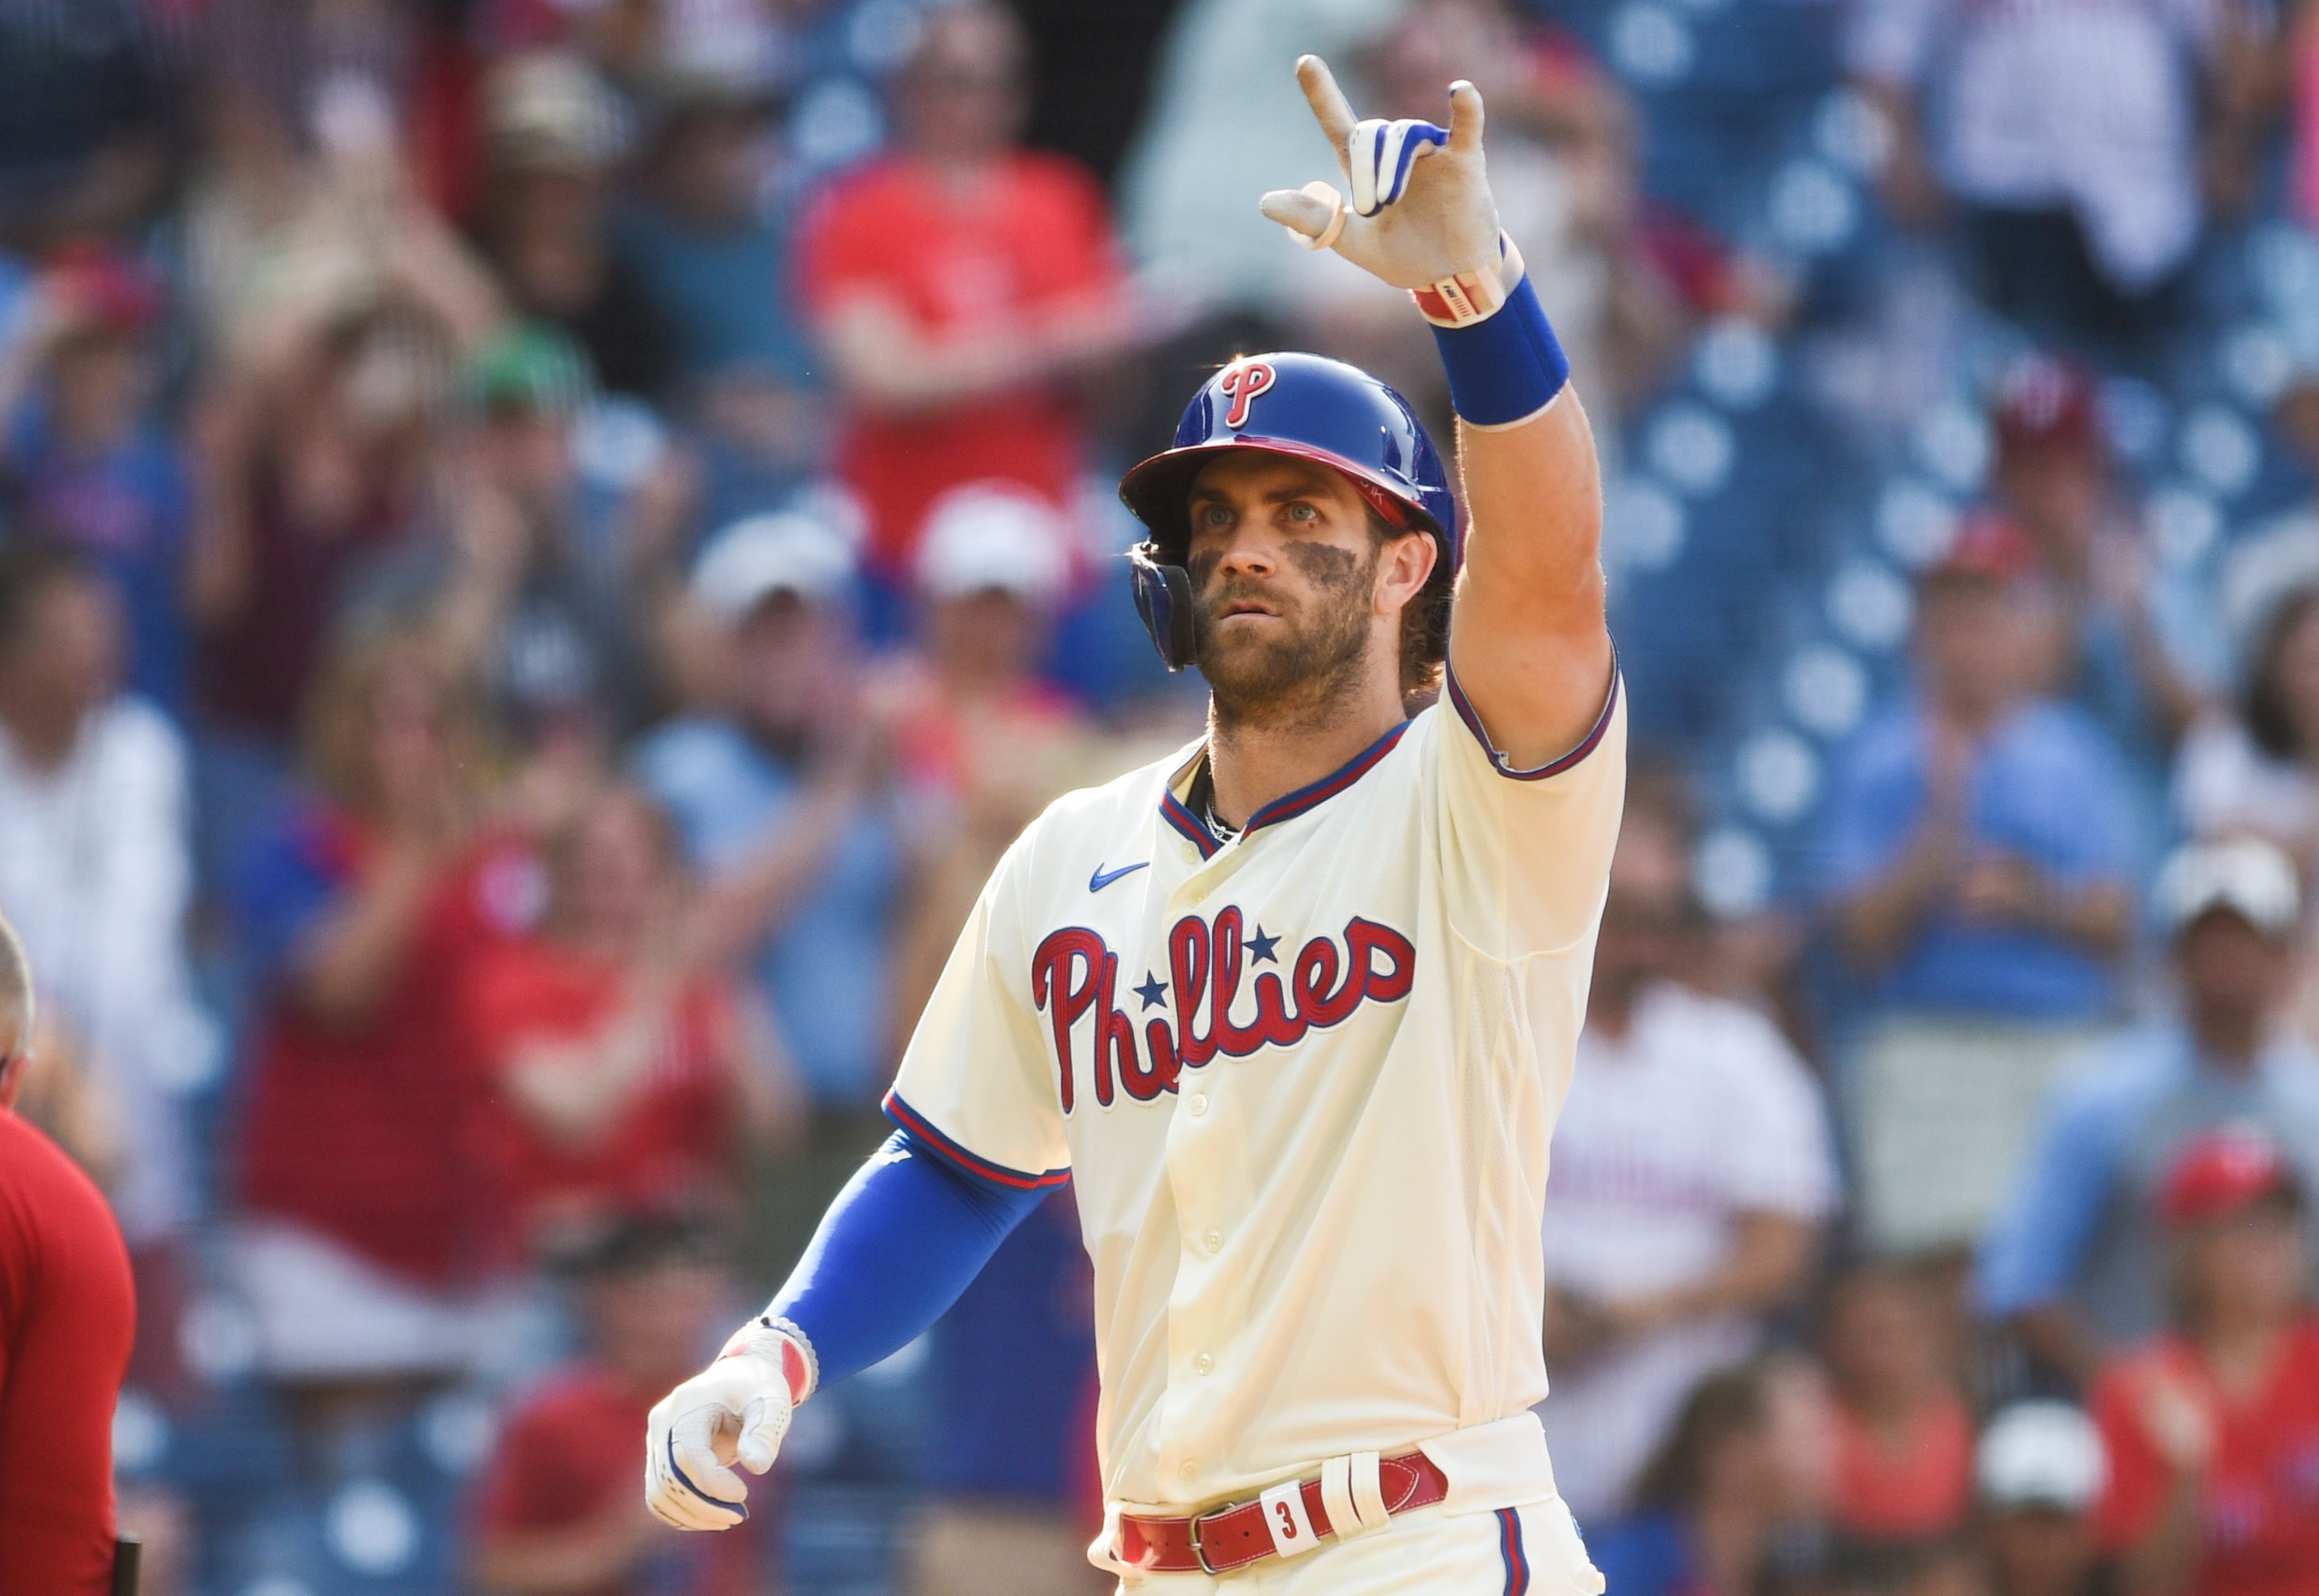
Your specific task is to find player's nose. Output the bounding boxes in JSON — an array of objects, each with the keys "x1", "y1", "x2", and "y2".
[{"x1": 1212, "y1": 530, "x2": 1280, "y2": 580}]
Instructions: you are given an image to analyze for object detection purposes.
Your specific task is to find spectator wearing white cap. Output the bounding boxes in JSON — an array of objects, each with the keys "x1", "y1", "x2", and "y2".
[
  {"x1": 632, "y1": 507, "x2": 910, "y2": 1264},
  {"x1": 1977, "y1": 1402, "x2": 2109, "y2": 1596},
  {"x1": 886, "y1": 482, "x2": 1101, "y2": 1031},
  {"x1": 1978, "y1": 838, "x2": 2319, "y2": 1384}
]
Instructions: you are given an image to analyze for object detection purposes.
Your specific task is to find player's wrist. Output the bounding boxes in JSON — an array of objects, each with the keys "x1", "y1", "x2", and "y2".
[
  {"x1": 717, "y1": 1315, "x2": 818, "y2": 1405},
  {"x1": 1421, "y1": 236, "x2": 1571, "y2": 430},
  {"x1": 1410, "y1": 232, "x2": 1525, "y2": 328}
]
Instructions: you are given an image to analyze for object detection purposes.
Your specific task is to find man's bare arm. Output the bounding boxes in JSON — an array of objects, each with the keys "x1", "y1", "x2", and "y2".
[{"x1": 1449, "y1": 399, "x2": 1614, "y2": 768}]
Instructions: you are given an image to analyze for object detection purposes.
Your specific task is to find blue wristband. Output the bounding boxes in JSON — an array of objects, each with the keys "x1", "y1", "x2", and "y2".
[{"x1": 1430, "y1": 272, "x2": 1570, "y2": 429}]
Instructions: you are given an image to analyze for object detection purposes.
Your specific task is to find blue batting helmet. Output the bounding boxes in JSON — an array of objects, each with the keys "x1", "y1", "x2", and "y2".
[{"x1": 1118, "y1": 352, "x2": 1461, "y2": 671}]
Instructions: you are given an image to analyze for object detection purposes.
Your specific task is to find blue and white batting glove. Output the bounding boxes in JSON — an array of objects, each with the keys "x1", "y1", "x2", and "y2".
[
  {"x1": 643, "y1": 1319, "x2": 815, "y2": 1531},
  {"x1": 1258, "y1": 56, "x2": 1506, "y2": 298}
]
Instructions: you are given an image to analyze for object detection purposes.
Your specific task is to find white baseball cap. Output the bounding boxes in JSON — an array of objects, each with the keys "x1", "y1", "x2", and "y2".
[
  {"x1": 690, "y1": 510, "x2": 857, "y2": 622},
  {"x1": 1977, "y1": 1402, "x2": 2106, "y2": 1513},
  {"x1": 2155, "y1": 837, "x2": 2302, "y2": 938},
  {"x1": 913, "y1": 482, "x2": 1071, "y2": 609}
]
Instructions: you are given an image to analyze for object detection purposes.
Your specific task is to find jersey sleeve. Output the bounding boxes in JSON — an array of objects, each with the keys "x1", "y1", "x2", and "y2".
[
  {"x1": 884, "y1": 833, "x2": 1072, "y2": 1190},
  {"x1": 1433, "y1": 661, "x2": 1627, "y2": 959}
]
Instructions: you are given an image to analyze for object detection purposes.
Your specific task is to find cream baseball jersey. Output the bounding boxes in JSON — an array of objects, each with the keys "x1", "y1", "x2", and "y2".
[{"x1": 887, "y1": 666, "x2": 1625, "y2": 1514}]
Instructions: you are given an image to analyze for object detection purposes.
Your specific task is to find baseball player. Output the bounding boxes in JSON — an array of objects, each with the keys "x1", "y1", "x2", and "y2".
[{"x1": 646, "y1": 56, "x2": 1624, "y2": 1591}]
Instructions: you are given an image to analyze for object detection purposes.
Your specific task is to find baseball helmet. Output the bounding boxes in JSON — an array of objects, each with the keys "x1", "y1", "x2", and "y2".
[{"x1": 1118, "y1": 352, "x2": 1462, "y2": 671}]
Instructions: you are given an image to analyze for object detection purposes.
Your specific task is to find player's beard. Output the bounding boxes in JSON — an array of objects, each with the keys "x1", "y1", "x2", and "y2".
[{"x1": 1190, "y1": 539, "x2": 1379, "y2": 733}]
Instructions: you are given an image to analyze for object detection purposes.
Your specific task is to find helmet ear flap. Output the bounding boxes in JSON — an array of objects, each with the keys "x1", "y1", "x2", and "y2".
[{"x1": 1128, "y1": 544, "x2": 1199, "y2": 672}]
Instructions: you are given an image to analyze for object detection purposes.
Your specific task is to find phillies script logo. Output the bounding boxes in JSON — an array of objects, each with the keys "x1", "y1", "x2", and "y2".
[
  {"x1": 1030, "y1": 906, "x2": 1415, "y2": 1111},
  {"x1": 1218, "y1": 361, "x2": 1275, "y2": 429}
]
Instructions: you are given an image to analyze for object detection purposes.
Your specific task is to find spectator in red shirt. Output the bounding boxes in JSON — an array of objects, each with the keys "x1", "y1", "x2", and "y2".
[
  {"x1": 464, "y1": 779, "x2": 797, "y2": 1256},
  {"x1": 797, "y1": 0, "x2": 1134, "y2": 582},
  {"x1": 470, "y1": 1210, "x2": 772, "y2": 1596},
  {"x1": 0, "y1": 911, "x2": 137, "y2": 1595},
  {"x1": 2091, "y1": 1129, "x2": 2319, "y2": 1596},
  {"x1": 229, "y1": 623, "x2": 538, "y2": 1395},
  {"x1": 1824, "y1": 1262, "x2": 1975, "y2": 1549}
]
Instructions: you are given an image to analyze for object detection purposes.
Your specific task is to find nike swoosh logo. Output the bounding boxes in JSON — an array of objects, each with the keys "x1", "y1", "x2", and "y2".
[{"x1": 1089, "y1": 861, "x2": 1151, "y2": 892}]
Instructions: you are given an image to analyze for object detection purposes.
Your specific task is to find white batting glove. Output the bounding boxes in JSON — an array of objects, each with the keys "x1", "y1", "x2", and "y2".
[
  {"x1": 643, "y1": 1319, "x2": 813, "y2": 1531},
  {"x1": 1258, "y1": 55, "x2": 1504, "y2": 293}
]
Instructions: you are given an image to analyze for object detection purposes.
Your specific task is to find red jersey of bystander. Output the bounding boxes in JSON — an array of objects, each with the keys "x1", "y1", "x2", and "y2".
[
  {"x1": 462, "y1": 937, "x2": 745, "y2": 1248},
  {"x1": 476, "y1": 1364, "x2": 772, "y2": 1596},
  {"x1": 0, "y1": 1110, "x2": 136, "y2": 1595},
  {"x1": 798, "y1": 151, "x2": 1122, "y2": 575},
  {"x1": 2093, "y1": 1320, "x2": 2319, "y2": 1596},
  {"x1": 237, "y1": 810, "x2": 539, "y2": 1285},
  {"x1": 1828, "y1": 1389, "x2": 1974, "y2": 1542}
]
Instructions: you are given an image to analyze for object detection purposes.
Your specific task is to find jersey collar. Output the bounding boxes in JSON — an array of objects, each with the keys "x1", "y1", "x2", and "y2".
[{"x1": 1160, "y1": 719, "x2": 1412, "y2": 860}]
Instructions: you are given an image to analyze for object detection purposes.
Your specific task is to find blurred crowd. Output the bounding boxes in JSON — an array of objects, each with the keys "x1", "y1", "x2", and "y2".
[{"x1": 12, "y1": 0, "x2": 2319, "y2": 1594}]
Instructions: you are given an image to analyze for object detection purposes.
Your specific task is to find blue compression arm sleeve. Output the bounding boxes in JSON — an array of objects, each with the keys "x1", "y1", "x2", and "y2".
[{"x1": 764, "y1": 1130, "x2": 1048, "y2": 1389}]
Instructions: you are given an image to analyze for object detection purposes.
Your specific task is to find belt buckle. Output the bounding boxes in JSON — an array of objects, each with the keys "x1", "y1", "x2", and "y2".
[{"x1": 1187, "y1": 1503, "x2": 1230, "y2": 1576}]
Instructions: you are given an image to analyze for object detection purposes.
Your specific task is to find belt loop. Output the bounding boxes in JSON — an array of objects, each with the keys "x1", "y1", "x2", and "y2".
[
  {"x1": 1319, "y1": 1455, "x2": 1359, "y2": 1540},
  {"x1": 1349, "y1": 1450, "x2": 1389, "y2": 1532}
]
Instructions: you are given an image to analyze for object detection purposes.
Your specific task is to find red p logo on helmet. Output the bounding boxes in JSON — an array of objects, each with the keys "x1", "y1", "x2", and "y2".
[{"x1": 1218, "y1": 362, "x2": 1276, "y2": 430}]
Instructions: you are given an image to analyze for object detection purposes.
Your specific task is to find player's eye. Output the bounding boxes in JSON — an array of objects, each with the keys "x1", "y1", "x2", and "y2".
[
  {"x1": 1197, "y1": 504, "x2": 1233, "y2": 529},
  {"x1": 1285, "y1": 501, "x2": 1318, "y2": 524}
]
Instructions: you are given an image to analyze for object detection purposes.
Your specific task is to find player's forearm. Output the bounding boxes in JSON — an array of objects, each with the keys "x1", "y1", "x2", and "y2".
[
  {"x1": 757, "y1": 1130, "x2": 1044, "y2": 1393},
  {"x1": 1430, "y1": 258, "x2": 1603, "y2": 609}
]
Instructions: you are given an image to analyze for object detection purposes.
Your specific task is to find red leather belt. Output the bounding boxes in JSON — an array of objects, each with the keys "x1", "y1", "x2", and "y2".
[{"x1": 1115, "y1": 1451, "x2": 1449, "y2": 1576}]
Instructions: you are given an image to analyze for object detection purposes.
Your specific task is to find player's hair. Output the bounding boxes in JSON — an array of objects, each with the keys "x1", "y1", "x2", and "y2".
[
  {"x1": 0, "y1": 909, "x2": 32, "y2": 1063},
  {"x1": 1363, "y1": 506, "x2": 1451, "y2": 698},
  {"x1": 0, "y1": 540, "x2": 96, "y2": 656}
]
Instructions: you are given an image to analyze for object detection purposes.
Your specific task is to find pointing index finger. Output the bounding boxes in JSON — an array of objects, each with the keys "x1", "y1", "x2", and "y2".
[{"x1": 1295, "y1": 55, "x2": 1359, "y2": 172}]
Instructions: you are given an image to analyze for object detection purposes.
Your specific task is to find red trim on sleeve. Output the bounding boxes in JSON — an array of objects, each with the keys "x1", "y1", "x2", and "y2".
[{"x1": 882, "y1": 1090, "x2": 1070, "y2": 1192}]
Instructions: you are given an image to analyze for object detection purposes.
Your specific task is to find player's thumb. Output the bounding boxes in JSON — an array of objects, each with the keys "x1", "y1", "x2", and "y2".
[
  {"x1": 1258, "y1": 181, "x2": 1346, "y2": 250},
  {"x1": 735, "y1": 1394, "x2": 788, "y2": 1474},
  {"x1": 670, "y1": 1406, "x2": 749, "y2": 1504},
  {"x1": 1446, "y1": 79, "x2": 1485, "y2": 152}
]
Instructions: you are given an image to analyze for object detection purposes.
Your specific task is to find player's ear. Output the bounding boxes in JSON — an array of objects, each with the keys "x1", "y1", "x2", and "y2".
[{"x1": 1376, "y1": 528, "x2": 1437, "y2": 616}]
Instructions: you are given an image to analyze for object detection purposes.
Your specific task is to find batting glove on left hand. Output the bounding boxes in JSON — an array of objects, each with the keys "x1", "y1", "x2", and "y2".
[
  {"x1": 1258, "y1": 55, "x2": 1504, "y2": 292},
  {"x1": 643, "y1": 1320, "x2": 811, "y2": 1531}
]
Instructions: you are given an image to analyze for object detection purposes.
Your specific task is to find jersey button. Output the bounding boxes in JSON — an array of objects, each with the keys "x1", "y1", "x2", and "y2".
[
  {"x1": 1204, "y1": 1229, "x2": 1223, "y2": 1252},
  {"x1": 1179, "y1": 1459, "x2": 1199, "y2": 1480},
  {"x1": 1194, "y1": 1353, "x2": 1214, "y2": 1375},
  {"x1": 1188, "y1": 1093, "x2": 1209, "y2": 1117}
]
